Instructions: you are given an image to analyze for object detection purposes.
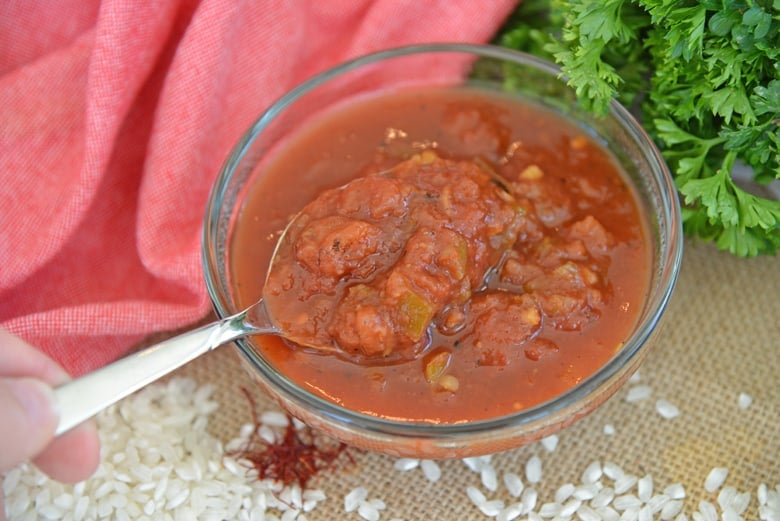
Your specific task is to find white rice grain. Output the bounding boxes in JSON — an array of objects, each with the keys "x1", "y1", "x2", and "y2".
[
  {"x1": 718, "y1": 486, "x2": 737, "y2": 510},
  {"x1": 597, "y1": 505, "x2": 621, "y2": 521},
  {"x1": 603, "y1": 424, "x2": 616, "y2": 436},
  {"x1": 664, "y1": 483, "x2": 687, "y2": 500},
  {"x1": 497, "y1": 502, "x2": 524, "y2": 521},
  {"x1": 622, "y1": 506, "x2": 640, "y2": 521},
  {"x1": 655, "y1": 399, "x2": 680, "y2": 419},
  {"x1": 521, "y1": 487, "x2": 539, "y2": 514},
  {"x1": 503, "y1": 472, "x2": 525, "y2": 498},
  {"x1": 555, "y1": 483, "x2": 576, "y2": 504},
  {"x1": 603, "y1": 461, "x2": 625, "y2": 481},
  {"x1": 574, "y1": 483, "x2": 600, "y2": 501},
  {"x1": 577, "y1": 504, "x2": 601, "y2": 521},
  {"x1": 730, "y1": 491, "x2": 751, "y2": 514},
  {"x1": 591, "y1": 487, "x2": 615, "y2": 508},
  {"x1": 344, "y1": 487, "x2": 368, "y2": 513},
  {"x1": 394, "y1": 458, "x2": 420, "y2": 472},
  {"x1": 463, "y1": 455, "x2": 492, "y2": 473},
  {"x1": 541, "y1": 434, "x2": 559, "y2": 453},
  {"x1": 737, "y1": 393, "x2": 753, "y2": 410},
  {"x1": 481, "y1": 464, "x2": 499, "y2": 492},
  {"x1": 421, "y1": 460, "x2": 442, "y2": 483},
  {"x1": 561, "y1": 498, "x2": 583, "y2": 517},
  {"x1": 467, "y1": 485, "x2": 487, "y2": 508},
  {"x1": 615, "y1": 474, "x2": 639, "y2": 495},
  {"x1": 626, "y1": 385, "x2": 652, "y2": 403},
  {"x1": 647, "y1": 494, "x2": 670, "y2": 514},
  {"x1": 581, "y1": 461, "x2": 603, "y2": 484},
  {"x1": 637, "y1": 474, "x2": 654, "y2": 502},
  {"x1": 260, "y1": 411, "x2": 289, "y2": 428},
  {"x1": 614, "y1": 494, "x2": 643, "y2": 511},
  {"x1": 525, "y1": 456, "x2": 542, "y2": 484},
  {"x1": 721, "y1": 507, "x2": 742, "y2": 521},
  {"x1": 661, "y1": 499, "x2": 684, "y2": 520},
  {"x1": 698, "y1": 500, "x2": 719, "y2": 521},
  {"x1": 704, "y1": 467, "x2": 729, "y2": 493},
  {"x1": 539, "y1": 501, "x2": 562, "y2": 518},
  {"x1": 479, "y1": 499, "x2": 506, "y2": 517}
]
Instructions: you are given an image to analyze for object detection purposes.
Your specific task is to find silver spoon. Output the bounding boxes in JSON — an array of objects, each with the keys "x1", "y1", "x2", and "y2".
[
  {"x1": 53, "y1": 207, "x2": 319, "y2": 436},
  {"x1": 54, "y1": 297, "x2": 288, "y2": 436}
]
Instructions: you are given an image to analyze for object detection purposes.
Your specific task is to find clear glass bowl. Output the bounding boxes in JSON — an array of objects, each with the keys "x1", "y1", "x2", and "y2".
[{"x1": 202, "y1": 43, "x2": 683, "y2": 459}]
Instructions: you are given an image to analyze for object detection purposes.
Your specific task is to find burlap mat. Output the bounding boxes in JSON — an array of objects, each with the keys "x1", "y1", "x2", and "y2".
[{"x1": 173, "y1": 238, "x2": 779, "y2": 520}]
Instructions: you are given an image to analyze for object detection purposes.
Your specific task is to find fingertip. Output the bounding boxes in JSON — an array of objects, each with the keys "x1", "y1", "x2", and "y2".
[
  {"x1": 0, "y1": 378, "x2": 58, "y2": 472},
  {"x1": 33, "y1": 420, "x2": 101, "y2": 483}
]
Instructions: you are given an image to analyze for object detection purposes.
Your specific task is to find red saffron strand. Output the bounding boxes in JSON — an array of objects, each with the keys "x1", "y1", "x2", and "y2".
[{"x1": 230, "y1": 387, "x2": 352, "y2": 489}]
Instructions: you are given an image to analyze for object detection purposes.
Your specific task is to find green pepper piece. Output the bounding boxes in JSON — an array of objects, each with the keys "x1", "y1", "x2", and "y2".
[
  {"x1": 424, "y1": 350, "x2": 452, "y2": 383},
  {"x1": 399, "y1": 291, "x2": 434, "y2": 341}
]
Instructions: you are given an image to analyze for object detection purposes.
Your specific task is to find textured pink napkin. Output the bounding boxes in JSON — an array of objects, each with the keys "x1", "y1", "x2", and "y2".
[{"x1": 0, "y1": 0, "x2": 517, "y2": 376}]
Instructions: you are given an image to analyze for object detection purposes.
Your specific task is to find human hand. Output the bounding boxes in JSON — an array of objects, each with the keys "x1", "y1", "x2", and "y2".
[{"x1": 0, "y1": 329, "x2": 100, "y2": 518}]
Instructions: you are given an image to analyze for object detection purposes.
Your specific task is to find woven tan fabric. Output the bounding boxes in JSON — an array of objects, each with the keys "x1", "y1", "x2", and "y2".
[{"x1": 172, "y1": 239, "x2": 779, "y2": 520}]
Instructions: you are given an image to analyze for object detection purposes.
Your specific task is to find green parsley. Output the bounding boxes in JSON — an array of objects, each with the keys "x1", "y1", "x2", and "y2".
[{"x1": 496, "y1": 0, "x2": 780, "y2": 256}]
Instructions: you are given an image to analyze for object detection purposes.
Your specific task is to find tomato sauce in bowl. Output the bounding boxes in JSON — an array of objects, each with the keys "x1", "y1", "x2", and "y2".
[{"x1": 230, "y1": 86, "x2": 651, "y2": 424}]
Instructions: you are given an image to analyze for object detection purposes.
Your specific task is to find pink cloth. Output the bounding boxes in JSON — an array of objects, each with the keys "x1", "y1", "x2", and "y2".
[{"x1": 0, "y1": 0, "x2": 517, "y2": 376}]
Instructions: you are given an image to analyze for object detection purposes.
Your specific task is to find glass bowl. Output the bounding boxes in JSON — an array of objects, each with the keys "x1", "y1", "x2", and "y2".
[{"x1": 202, "y1": 43, "x2": 683, "y2": 459}]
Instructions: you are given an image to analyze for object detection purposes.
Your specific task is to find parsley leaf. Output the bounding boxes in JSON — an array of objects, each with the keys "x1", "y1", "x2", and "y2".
[{"x1": 494, "y1": 0, "x2": 780, "y2": 256}]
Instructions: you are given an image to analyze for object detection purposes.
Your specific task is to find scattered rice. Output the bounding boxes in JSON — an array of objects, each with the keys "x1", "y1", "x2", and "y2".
[
  {"x1": 521, "y1": 487, "x2": 539, "y2": 513},
  {"x1": 480, "y1": 499, "x2": 506, "y2": 517},
  {"x1": 393, "y1": 458, "x2": 420, "y2": 472},
  {"x1": 581, "y1": 461, "x2": 603, "y2": 485},
  {"x1": 2, "y1": 378, "x2": 328, "y2": 521},
  {"x1": 737, "y1": 393, "x2": 753, "y2": 410},
  {"x1": 345, "y1": 487, "x2": 387, "y2": 520},
  {"x1": 463, "y1": 455, "x2": 493, "y2": 474},
  {"x1": 4, "y1": 367, "x2": 773, "y2": 521},
  {"x1": 758, "y1": 484, "x2": 780, "y2": 521},
  {"x1": 467, "y1": 485, "x2": 488, "y2": 508},
  {"x1": 420, "y1": 460, "x2": 442, "y2": 483},
  {"x1": 540, "y1": 435, "x2": 559, "y2": 453},
  {"x1": 615, "y1": 474, "x2": 640, "y2": 495},
  {"x1": 259, "y1": 410, "x2": 290, "y2": 428},
  {"x1": 704, "y1": 467, "x2": 729, "y2": 493},
  {"x1": 655, "y1": 399, "x2": 680, "y2": 419},
  {"x1": 539, "y1": 501, "x2": 562, "y2": 518},
  {"x1": 637, "y1": 475, "x2": 654, "y2": 502},
  {"x1": 497, "y1": 502, "x2": 523, "y2": 521},
  {"x1": 481, "y1": 464, "x2": 499, "y2": 492},
  {"x1": 525, "y1": 456, "x2": 542, "y2": 484},
  {"x1": 664, "y1": 483, "x2": 687, "y2": 500},
  {"x1": 603, "y1": 462, "x2": 625, "y2": 481},
  {"x1": 344, "y1": 486, "x2": 368, "y2": 512},
  {"x1": 697, "y1": 500, "x2": 719, "y2": 521},
  {"x1": 555, "y1": 483, "x2": 575, "y2": 503},
  {"x1": 356, "y1": 496, "x2": 386, "y2": 521},
  {"x1": 625, "y1": 385, "x2": 652, "y2": 403},
  {"x1": 503, "y1": 472, "x2": 524, "y2": 498},
  {"x1": 661, "y1": 499, "x2": 685, "y2": 519}
]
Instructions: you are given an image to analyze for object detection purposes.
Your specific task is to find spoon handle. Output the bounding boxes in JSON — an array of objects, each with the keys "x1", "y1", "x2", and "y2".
[{"x1": 54, "y1": 303, "x2": 270, "y2": 436}]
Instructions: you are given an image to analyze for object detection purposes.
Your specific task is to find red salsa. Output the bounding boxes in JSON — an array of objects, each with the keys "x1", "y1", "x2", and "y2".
[{"x1": 231, "y1": 87, "x2": 651, "y2": 423}]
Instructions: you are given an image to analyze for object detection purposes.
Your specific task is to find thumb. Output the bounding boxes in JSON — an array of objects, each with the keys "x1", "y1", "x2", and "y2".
[{"x1": 0, "y1": 377, "x2": 58, "y2": 472}]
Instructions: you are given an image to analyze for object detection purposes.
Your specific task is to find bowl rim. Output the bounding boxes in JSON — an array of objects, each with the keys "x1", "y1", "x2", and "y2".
[{"x1": 202, "y1": 42, "x2": 684, "y2": 441}]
